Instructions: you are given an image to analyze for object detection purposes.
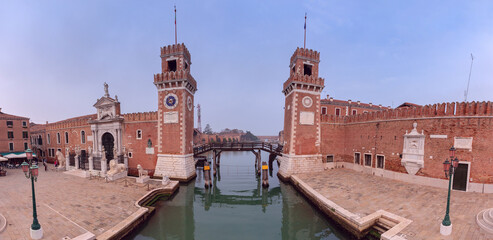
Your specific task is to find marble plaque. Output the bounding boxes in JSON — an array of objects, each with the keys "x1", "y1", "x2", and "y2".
[
  {"x1": 87, "y1": 135, "x2": 94, "y2": 142},
  {"x1": 299, "y1": 111, "x2": 314, "y2": 125},
  {"x1": 454, "y1": 137, "x2": 473, "y2": 150},
  {"x1": 163, "y1": 112, "x2": 178, "y2": 123},
  {"x1": 146, "y1": 147, "x2": 155, "y2": 154},
  {"x1": 430, "y1": 135, "x2": 447, "y2": 139}
]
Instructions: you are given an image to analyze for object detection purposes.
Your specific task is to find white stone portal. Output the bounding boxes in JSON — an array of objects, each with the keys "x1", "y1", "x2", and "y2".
[
  {"x1": 154, "y1": 154, "x2": 196, "y2": 180},
  {"x1": 401, "y1": 122, "x2": 425, "y2": 175}
]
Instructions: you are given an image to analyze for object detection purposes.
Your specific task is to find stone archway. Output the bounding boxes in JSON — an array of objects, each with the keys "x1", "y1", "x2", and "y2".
[{"x1": 102, "y1": 132, "x2": 114, "y2": 161}]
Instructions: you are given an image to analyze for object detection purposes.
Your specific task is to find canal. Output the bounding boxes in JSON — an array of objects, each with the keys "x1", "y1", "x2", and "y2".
[{"x1": 126, "y1": 151, "x2": 353, "y2": 240}]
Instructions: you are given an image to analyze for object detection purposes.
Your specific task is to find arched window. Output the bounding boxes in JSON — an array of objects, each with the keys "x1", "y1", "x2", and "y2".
[
  {"x1": 47, "y1": 133, "x2": 51, "y2": 144},
  {"x1": 136, "y1": 130, "x2": 142, "y2": 139},
  {"x1": 38, "y1": 135, "x2": 43, "y2": 145},
  {"x1": 81, "y1": 131, "x2": 86, "y2": 144},
  {"x1": 57, "y1": 133, "x2": 61, "y2": 144},
  {"x1": 65, "y1": 132, "x2": 69, "y2": 144}
]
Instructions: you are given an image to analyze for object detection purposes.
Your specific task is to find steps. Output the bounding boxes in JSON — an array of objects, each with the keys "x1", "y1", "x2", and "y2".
[
  {"x1": 373, "y1": 216, "x2": 398, "y2": 235},
  {"x1": 63, "y1": 169, "x2": 89, "y2": 178},
  {"x1": 477, "y1": 208, "x2": 493, "y2": 234}
]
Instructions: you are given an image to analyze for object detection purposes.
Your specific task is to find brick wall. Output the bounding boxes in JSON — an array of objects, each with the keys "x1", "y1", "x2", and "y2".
[{"x1": 321, "y1": 101, "x2": 493, "y2": 184}]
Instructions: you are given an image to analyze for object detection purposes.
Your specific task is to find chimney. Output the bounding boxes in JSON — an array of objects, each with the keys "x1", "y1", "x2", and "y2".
[
  {"x1": 0, "y1": 108, "x2": 2, "y2": 113},
  {"x1": 348, "y1": 99, "x2": 352, "y2": 104},
  {"x1": 357, "y1": 101, "x2": 360, "y2": 105},
  {"x1": 326, "y1": 94, "x2": 329, "y2": 99}
]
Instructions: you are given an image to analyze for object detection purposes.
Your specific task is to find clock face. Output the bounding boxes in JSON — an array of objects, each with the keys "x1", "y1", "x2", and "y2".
[
  {"x1": 164, "y1": 93, "x2": 178, "y2": 109},
  {"x1": 187, "y1": 96, "x2": 193, "y2": 111}
]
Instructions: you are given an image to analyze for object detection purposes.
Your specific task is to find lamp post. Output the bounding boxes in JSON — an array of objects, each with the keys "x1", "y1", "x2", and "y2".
[
  {"x1": 21, "y1": 149, "x2": 43, "y2": 239},
  {"x1": 440, "y1": 146, "x2": 459, "y2": 236}
]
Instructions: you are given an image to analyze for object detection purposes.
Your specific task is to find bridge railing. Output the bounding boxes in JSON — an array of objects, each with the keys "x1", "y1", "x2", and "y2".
[{"x1": 193, "y1": 142, "x2": 283, "y2": 155}]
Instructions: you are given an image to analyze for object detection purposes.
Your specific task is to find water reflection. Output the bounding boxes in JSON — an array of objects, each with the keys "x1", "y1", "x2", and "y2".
[{"x1": 127, "y1": 151, "x2": 350, "y2": 240}]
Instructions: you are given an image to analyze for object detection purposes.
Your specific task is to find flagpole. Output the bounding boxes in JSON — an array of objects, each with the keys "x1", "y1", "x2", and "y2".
[
  {"x1": 304, "y1": 13, "x2": 307, "y2": 49},
  {"x1": 174, "y1": 5, "x2": 177, "y2": 44}
]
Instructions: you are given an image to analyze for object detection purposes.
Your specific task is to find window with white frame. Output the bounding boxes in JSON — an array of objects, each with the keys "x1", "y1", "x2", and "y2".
[
  {"x1": 9, "y1": 142, "x2": 13, "y2": 151},
  {"x1": 24, "y1": 142, "x2": 28, "y2": 150},
  {"x1": 81, "y1": 131, "x2": 86, "y2": 144},
  {"x1": 136, "y1": 130, "x2": 142, "y2": 139},
  {"x1": 352, "y1": 109, "x2": 357, "y2": 115},
  {"x1": 22, "y1": 121, "x2": 27, "y2": 127},
  {"x1": 364, "y1": 154, "x2": 372, "y2": 167},
  {"x1": 354, "y1": 152, "x2": 361, "y2": 164},
  {"x1": 377, "y1": 155, "x2": 385, "y2": 169},
  {"x1": 321, "y1": 107, "x2": 327, "y2": 115},
  {"x1": 128, "y1": 152, "x2": 133, "y2": 158},
  {"x1": 335, "y1": 108, "x2": 341, "y2": 116}
]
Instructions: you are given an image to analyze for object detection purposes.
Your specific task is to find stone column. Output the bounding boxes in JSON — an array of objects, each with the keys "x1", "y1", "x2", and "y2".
[
  {"x1": 89, "y1": 155, "x2": 94, "y2": 171},
  {"x1": 101, "y1": 157, "x2": 107, "y2": 175},
  {"x1": 75, "y1": 155, "x2": 79, "y2": 169},
  {"x1": 65, "y1": 156, "x2": 70, "y2": 171}
]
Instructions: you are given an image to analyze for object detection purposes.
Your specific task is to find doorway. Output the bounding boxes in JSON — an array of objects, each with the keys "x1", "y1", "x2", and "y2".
[
  {"x1": 452, "y1": 163, "x2": 469, "y2": 191},
  {"x1": 102, "y1": 132, "x2": 114, "y2": 162}
]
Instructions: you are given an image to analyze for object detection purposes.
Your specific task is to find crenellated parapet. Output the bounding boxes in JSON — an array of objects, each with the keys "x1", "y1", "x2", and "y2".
[
  {"x1": 160, "y1": 43, "x2": 191, "y2": 63},
  {"x1": 321, "y1": 101, "x2": 493, "y2": 124},
  {"x1": 45, "y1": 114, "x2": 95, "y2": 130},
  {"x1": 290, "y1": 47, "x2": 320, "y2": 65},
  {"x1": 154, "y1": 69, "x2": 197, "y2": 94},
  {"x1": 123, "y1": 111, "x2": 158, "y2": 122},
  {"x1": 283, "y1": 72, "x2": 324, "y2": 93}
]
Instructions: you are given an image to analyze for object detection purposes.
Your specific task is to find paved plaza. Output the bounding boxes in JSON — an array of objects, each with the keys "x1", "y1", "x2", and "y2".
[
  {"x1": 0, "y1": 165, "x2": 157, "y2": 240},
  {"x1": 297, "y1": 168, "x2": 493, "y2": 240}
]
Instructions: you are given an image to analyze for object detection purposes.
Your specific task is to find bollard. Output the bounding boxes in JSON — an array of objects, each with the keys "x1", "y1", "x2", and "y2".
[
  {"x1": 204, "y1": 162, "x2": 212, "y2": 188},
  {"x1": 262, "y1": 161, "x2": 269, "y2": 188}
]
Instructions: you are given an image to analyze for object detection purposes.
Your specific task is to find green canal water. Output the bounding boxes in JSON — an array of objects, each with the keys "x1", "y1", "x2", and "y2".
[{"x1": 126, "y1": 151, "x2": 353, "y2": 240}]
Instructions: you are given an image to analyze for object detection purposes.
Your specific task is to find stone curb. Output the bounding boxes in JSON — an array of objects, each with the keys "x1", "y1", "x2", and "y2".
[
  {"x1": 291, "y1": 175, "x2": 412, "y2": 239},
  {"x1": 0, "y1": 213, "x2": 6, "y2": 233},
  {"x1": 97, "y1": 180, "x2": 179, "y2": 240}
]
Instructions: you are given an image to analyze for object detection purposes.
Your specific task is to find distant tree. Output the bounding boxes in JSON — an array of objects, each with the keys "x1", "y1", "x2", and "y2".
[
  {"x1": 204, "y1": 124, "x2": 213, "y2": 134},
  {"x1": 228, "y1": 138, "x2": 232, "y2": 142},
  {"x1": 240, "y1": 131, "x2": 259, "y2": 142},
  {"x1": 210, "y1": 138, "x2": 215, "y2": 143},
  {"x1": 216, "y1": 135, "x2": 221, "y2": 142},
  {"x1": 223, "y1": 138, "x2": 227, "y2": 143}
]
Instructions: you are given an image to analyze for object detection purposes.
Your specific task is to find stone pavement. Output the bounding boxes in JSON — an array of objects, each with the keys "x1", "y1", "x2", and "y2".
[
  {"x1": 0, "y1": 165, "x2": 157, "y2": 240},
  {"x1": 296, "y1": 168, "x2": 493, "y2": 240}
]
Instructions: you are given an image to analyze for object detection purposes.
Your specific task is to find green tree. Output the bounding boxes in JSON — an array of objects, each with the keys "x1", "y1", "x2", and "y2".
[
  {"x1": 204, "y1": 124, "x2": 213, "y2": 134},
  {"x1": 240, "y1": 131, "x2": 259, "y2": 142},
  {"x1": 228, "y1": 138, "x2": 232, "y2": 142}
]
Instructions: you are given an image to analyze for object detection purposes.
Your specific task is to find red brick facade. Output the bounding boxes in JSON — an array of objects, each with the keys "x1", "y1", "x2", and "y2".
[{"x1": 320, "y1": 101, "x2": 493, "y2": 184}]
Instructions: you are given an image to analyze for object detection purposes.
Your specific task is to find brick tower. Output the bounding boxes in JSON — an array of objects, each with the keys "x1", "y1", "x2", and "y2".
[
  {"x1": 153, "y1": 43, "x2": 197, "y2": 181},
  {"x1": 279, "y1": 47, "x2": 325, "y2": 179}
]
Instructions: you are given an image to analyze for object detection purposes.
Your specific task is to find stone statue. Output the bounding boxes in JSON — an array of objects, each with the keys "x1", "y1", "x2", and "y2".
[
  {"x1": 56, "y1": 150, "x2": 66, "y2": 168},
  {"x1": 137, "y1": 164, "x2": 148, "y2": 178},
  {"x1": 113, "y1": 148, "x2": 118, "y2": 160},
  {"x1": 104, "y1": 82, "x2": 109, "y2": 97},
  {"x1": 88, "y1": 146, "x2": 93, "y2": 155},
  {"x1": 107, "y1": 160, "x2": 126, "y2": 176},
  {"x1": 147, "y1": 139, "x2": 152, "y2": 148}
]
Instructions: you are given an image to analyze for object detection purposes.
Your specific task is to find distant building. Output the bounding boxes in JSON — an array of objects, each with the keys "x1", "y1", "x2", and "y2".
[{"x1": 0, "y1": 108, "x2": 30, "y2": 155}]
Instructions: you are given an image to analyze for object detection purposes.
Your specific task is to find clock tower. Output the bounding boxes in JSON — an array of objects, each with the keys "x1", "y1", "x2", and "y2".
[
  {"x1": 153, "y1": 43, "x2": 197, "y2": 182},
  {"x1": 279, "y1": 47, "x2": 325, "y2": 180}
]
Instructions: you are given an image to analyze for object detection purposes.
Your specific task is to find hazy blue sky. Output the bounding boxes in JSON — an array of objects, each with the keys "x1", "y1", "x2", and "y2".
[{"x1": 1, "y1": 1, "x2": 492, "y2": 135}]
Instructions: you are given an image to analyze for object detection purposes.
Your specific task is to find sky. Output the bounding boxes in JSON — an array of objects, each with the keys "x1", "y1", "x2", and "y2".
[{"x1": 0, "y1": 1, "x2": 492, "y2": 136}]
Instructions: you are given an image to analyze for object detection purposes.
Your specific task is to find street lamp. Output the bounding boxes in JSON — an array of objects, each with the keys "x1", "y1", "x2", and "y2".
[
  {"x1": 21, "y1": 149, "x2": 43, "y2": 239},
  {"x1": 440, "y1": 146, "x2": 459, "y2": 236}
]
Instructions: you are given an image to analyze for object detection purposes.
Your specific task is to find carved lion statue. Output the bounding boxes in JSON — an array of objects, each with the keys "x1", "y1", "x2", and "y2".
[
  {"x1": 137, "y1": 164, "x2": 148, "y2": 178},
  {"x1": 56, "y1": 150, "x2": 66, "y2": 168},
  {"x1": 107, "y1": 159, "x2": 126, "y2": 176}
]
